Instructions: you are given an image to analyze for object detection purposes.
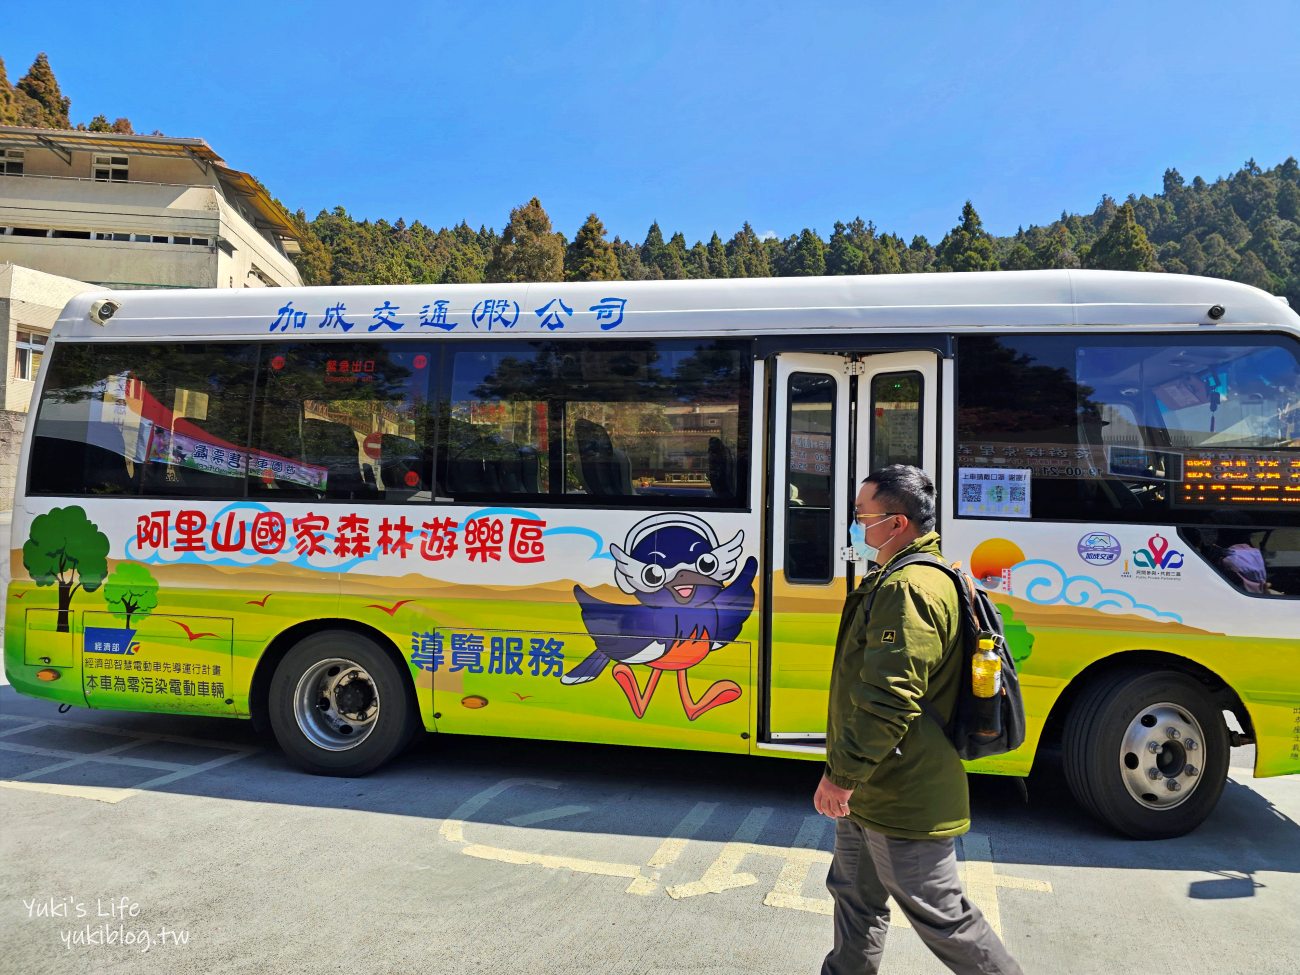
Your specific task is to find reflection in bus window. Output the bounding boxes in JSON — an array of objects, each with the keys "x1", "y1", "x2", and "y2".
[
  {"x1": 251, "y1": 342, "x2": 433, "y2": 502},
  {"x1": 870, "y1": 371, "x2": 922, "y2": 470},
  {"x1": 29, "y1": 343, "x2": 257, "y2": 499},
  {"x1": 443, "y1": 340, "x2": 750, "y2": 506},
  {"x1": 786, "y1": 372, "x2": 835, "y2": 583},
  {"x1": 958, "y1": 334, "x2": 1300, "y2": 524}
]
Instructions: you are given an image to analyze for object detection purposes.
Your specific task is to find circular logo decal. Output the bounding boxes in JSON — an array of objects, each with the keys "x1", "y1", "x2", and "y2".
[{"x1": 1077, "y1": 532, "x2": 1122, "y2": 566}]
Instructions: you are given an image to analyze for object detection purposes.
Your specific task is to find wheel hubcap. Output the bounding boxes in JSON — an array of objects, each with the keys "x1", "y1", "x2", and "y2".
[
  {"x1": 1120, "y1": 702, "x2": 1205, "y2": 810},
  {"x1": 293, "y1": 656, "x2": 381, "y2": 752}
]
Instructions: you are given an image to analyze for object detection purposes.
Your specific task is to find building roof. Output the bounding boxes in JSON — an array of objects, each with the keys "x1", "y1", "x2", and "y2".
[{"x1": 0, "y1": 125, "x2": 301, "y2": 244}]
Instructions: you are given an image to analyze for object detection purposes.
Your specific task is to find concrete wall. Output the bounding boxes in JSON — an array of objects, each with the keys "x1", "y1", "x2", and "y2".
[
  {"x1": 0, "y1": 409, "x2": 27, "y2": 511},
  {"x1": 0, "y1": 141, "x2": 301, "y2": 289},
  {"x1": 0, "y1": 265, "x2": 96, "y2": 506},
  {"x1": 0, "y1": 236, "x2": 220, "y2": 290},
  {"x1": 215, "y1": 196, "x2": 300, "y2": 289},
  {"x1": 18, "y1": 147, "x2": 214, "y2": 187},
  {"x1": 0, "y1": 172, "x2": 300, "y2": 289}
]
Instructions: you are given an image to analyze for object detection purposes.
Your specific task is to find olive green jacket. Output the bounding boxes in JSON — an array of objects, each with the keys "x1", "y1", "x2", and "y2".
[{"x1": 824, "y1": 531, "x2": 969, "y2": 839}]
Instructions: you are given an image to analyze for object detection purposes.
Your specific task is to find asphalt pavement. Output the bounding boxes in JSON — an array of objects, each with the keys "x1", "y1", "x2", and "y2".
[{"x1": 0, "y1": 682, "x2": 1297, "y2": 975}]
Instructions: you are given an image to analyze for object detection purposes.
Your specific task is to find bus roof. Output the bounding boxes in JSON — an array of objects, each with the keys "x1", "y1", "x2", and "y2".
[{"x1": 52, "y1": 269, "x2": 1300, "y2": 341}]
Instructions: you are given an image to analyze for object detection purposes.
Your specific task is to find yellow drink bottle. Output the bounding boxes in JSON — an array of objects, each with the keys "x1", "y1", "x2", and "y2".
[
  {"x1": 971, "y1": 638, "x2": 1003, "y2": 736},
  {"x1": 971, "y1": 638, "x2": 1002, "y2": 698}
]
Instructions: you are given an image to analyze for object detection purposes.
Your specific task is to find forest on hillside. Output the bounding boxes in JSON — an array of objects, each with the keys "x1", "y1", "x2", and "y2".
[{"x1": 4, "y1": 52, "x2": 1298, "y2": 308}]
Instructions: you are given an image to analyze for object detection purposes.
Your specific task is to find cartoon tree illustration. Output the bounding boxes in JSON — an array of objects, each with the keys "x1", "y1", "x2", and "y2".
[
  {"x1": 22, "y1": 506, "x2": 111, "y2": 633},
  {"x1": 996, "y1": 603, "x2": 1035, "y2": 666},
  {"x1": 102, "y1": 562, "x2": 159, "y2": 628}
]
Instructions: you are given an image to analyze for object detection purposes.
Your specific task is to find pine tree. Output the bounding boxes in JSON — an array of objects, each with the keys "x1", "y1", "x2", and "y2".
[
  {"x1": 782, "y1": 228, "x2": 827, "y2": 276},
  {"x1": 1233, "y1": 251, "x2": 1275, "y2": 291},
  {"x1": 640, "y1": 221, "x2": 667, "y2": 272},
  {"x1": 17, "y1": 53, "x2": 71, "y2": 128},
  {"x1": 827, "y1": 220, "x2": 872, "y2": 276},
  {"x1": 288, "y1": 209, "x2": 333, "y2": 285},
  {"x1": 1200, "y1": 233, "x2": 1237, "y2": 279},
  {"x1": 1278, "y1": 182, "x2": 1300, "y2": 223},
  {"x1": 727, "y1": 223, "x2": 770, "y2": 278},
  {"x1": 1002, "y1": 242, "x2": 1037, "y2": 270},
  {"x1": 1086, "y1": 201, "x2": 1159, "y2": 271},
  {"x1": 0, "y1": 58, "x2": 14, "y2": 125},
  {"x1": 901, "y1": 235, "x2": 934, "y2": 274},
  {"x1": 706, "y1": 232, "x2": 729, "y2": 278},
  {"x1": 612, "y1": 237, "x2": 656, "y2": 280},
  {"x1": 873, "y1": 236, "x2": 904, "y2": 274},
  {"x1": 664, "y1": 231, "x2": 689, "y2": 279},
  {"x1": 373, "y1": 251, "x2": 414, "y2": 285},
  {"x1": 564, "y1": 213, "x2": 620, "y2": 281},
  {"x1": 1178, "y1": 233, "x2": 1206, "y2": 275},
  {"x1": 935, "y1": 202, "x2": 998, "y2": 272},
  {"x1": 687, "y1": 241, "x2": 710, "y2": 279},
  {"x1": 485, "y1": 197, "x2": 565, "y2": 282},
  {"x1": 1092, "y1": 195, "x2": 1119, "y2": 234}
]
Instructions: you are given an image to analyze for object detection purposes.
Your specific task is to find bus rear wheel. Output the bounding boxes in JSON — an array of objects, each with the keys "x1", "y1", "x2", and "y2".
[
  {"x1": 1062, "y1": 669, "x2": 1229, "y2": 839},
  {"x1": 268, "y1": 631, "x2": 417, "y2": 776}
]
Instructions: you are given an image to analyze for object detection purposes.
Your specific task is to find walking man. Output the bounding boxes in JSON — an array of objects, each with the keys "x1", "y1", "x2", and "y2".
[{"x1": 814, "y1": 465, "x2": 1022, "y2": 975}]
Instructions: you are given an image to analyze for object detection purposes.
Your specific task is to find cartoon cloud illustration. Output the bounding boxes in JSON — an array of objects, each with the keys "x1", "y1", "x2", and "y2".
[{"x1": 565, "y1": 513, "x2": 757, "y2": 721}]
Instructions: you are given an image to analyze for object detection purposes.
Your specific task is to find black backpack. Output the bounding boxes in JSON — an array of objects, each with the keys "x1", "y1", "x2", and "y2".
[{"x1": 868, "y1": 553, "x2": 1026, "y2": 761}]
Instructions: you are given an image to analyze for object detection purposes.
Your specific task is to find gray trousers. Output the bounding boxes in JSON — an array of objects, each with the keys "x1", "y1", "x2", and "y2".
[{"x1": 821, "y1": 817, "x2": 1023, "y2": 975}]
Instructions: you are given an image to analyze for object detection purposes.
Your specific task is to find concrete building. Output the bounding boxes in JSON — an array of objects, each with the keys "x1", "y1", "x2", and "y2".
[
  {"x1": 0, "y1": 126, "x2": 305, "y2": 508},
  {"x1": 0, "y1": 263, "x2": 94, "y2": 507},
  {"x1": 0, "y1": 126, "x2": 303, "y2": 290}
]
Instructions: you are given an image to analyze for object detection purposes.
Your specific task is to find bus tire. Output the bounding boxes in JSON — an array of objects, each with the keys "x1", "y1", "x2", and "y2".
[
  {"x1": 268, "y1": 630, "x2": 418, "y2": 776},
  {"x1": 1062, "y1": 669, "x2": 1229, "y2": 839}
]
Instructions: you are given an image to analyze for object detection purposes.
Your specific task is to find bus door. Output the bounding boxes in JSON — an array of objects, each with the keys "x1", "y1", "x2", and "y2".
[{"x1": 765, "y1": 351, "x2": 938, "y2": 742}]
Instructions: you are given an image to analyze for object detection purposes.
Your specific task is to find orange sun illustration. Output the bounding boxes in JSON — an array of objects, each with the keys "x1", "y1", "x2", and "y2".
[{"x1": 969, "y1": 538, "x2": 1026, "y2": 590}]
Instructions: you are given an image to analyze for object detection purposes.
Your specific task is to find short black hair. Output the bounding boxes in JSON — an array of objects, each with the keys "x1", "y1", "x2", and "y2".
[{"x1": 863, "y1": 465, "x2": 936, "y2": 534}]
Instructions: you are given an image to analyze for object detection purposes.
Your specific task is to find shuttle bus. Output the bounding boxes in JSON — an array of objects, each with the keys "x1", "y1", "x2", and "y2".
[{"x1": 6, "y1": 269, "x2": 1298, "y2": 838}]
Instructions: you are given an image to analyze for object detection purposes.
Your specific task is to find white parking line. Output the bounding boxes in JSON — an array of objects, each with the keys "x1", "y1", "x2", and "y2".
[
  {"x1": 438, "y1": 778, "x2": 1055, "y2": 935},
  {"x1": 508, "y1": 804, "x2": 591, "y2": 827},
  {"x1": 666, "y1": 807, "x2": 773, "y2": 898},
  {"x1": 0, "y1": 715, "x2": 259, "y2": 803}
]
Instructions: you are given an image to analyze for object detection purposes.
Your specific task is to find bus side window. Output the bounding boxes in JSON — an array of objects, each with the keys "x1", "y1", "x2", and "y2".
[
  {"x1": 249, "y1": 342, "x2": 433, "y2": 503},
  {"x1": 441, "y1": 339, "x2": 750, "y2": 507},
  {"x1": 785, "y1": 372, "x2": 835, "y2": 583},
  {"x1": 1182, "y1": 525, "x2": 1300, "y2": 597}
]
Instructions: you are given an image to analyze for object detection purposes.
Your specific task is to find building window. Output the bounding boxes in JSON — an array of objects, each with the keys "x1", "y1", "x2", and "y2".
[
  {"x1": 1, "y1": 149, "x2": 23, "y2": 175},
  {"x1": 92, "y1": 154, "x2": 129, "y2": 182},
  {"x1": 14, "y1": 330, "x2": 48, "y2": 381}
]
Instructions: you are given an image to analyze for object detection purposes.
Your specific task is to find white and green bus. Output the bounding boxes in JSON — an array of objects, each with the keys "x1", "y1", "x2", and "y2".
[{"x1": 6, "y1": 269, "x2": 1298, "y2": 838}]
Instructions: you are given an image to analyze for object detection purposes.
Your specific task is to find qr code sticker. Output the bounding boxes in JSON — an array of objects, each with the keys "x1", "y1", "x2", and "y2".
[
  {"x1": 961, "y1": 484, "x2": 982, "y2": 504},
  {"x1": 1009, "y1": 485, "x2": 1026, "y2": 503}
]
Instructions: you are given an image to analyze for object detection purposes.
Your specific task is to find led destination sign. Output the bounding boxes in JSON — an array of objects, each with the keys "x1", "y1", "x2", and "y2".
[{"x1": 1177, "y1": 449, "x2": 1300, "y2": 506}]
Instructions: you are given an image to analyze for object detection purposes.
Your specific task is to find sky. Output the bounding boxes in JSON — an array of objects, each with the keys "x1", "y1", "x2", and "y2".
[{"x1": 6, "y1": 1, "x2": 1300, "y2": 246}]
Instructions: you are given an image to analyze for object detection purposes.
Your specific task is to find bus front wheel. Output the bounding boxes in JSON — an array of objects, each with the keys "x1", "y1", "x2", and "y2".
[
  {"x1": 268, "y1": 631, "x2": 417, "y2": 776},
  {"x1": 1062, "y1": 669, "x2": 1230, "y2": 839}
]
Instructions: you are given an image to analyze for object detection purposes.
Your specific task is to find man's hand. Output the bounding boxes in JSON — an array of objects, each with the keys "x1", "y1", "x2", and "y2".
[{"x1": 813, "y1": 773, "x2": 855, "y2": 818}]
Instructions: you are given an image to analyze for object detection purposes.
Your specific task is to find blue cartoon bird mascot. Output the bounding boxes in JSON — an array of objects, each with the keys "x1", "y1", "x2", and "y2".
[{"x1": 564, "y1": 513, "x2": 757, "y2": 720}]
